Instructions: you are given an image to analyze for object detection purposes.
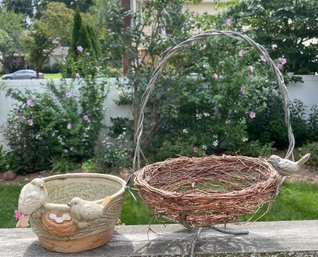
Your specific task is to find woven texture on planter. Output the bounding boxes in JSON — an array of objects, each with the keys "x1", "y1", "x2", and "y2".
[
  {"x1": 133, "y1": 30, "x2": 296, "y2": 228},
  {"x1": 135, "y1": 155, "x2": 280, "y2": 227}
]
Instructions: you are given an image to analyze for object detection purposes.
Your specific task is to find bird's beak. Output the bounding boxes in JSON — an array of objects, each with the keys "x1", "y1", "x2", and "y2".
[
  {"x1": 67, "y1": 202, "x2": 71, "y2": 207},
  {"x1": 40, "y1": 182, "x2": 45, "y2": 188}
]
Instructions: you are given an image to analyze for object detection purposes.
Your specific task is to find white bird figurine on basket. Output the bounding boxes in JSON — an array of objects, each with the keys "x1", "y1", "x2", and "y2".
[
  {"x1": 16, "y1": 178, "x2": 48, "y2": 228},
  {"x1": 268, "y1": 153, "x2": 311, "y2": 176},
  {"x1": 67, "y1": 195, "x2": 112, "y2": 227}
]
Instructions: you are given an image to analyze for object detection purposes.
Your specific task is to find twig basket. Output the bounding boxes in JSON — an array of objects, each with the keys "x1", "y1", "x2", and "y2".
[
  {"x1": 133, "y1": 30, "x2": 295, "y2": 228},
  {"x1": 30, "y1": 173, "x2": 125, "y2": 253}
]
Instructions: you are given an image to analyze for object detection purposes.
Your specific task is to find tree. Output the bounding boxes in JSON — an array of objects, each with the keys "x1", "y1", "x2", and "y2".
[
  {"x1": 53, "y1": 0, "x2": 94, "y2": 12},
  {"x1": 71, "y1": 6, "x2": 82, "y2": 53},
  {"x1": 40, "y1": 2, "x2": 74, "y2": 46},
  {"x1": 86, "y1": 25, "x2": 100, "y2": 56},
  {"x1": 94, "y1": 0, "x2": 198, "y2": 149},
  {"x1": 70, "y1": 7, "x2": 100, "y2": 55},
  {"x1": 92, "y1": 0, "x2": 283, "y2": 165},
  {"x1": 63, "y1": 6, "x2": 101, "y2": 77},
  {"x1": 0, "y1": 10, "x2": 25, "y2": 72},
  {"x1": 5, "y1": 0, "x2": 95, "y2": 19},
  {"x1": 21, "y1": 21, "x2": 58, "y2": 70},
  {"x1": 2, "y1": 0, "x2": 34, "y2": 17},
  {"x1": 223, "y1": 0, "x2": 318, "y2": 74}
]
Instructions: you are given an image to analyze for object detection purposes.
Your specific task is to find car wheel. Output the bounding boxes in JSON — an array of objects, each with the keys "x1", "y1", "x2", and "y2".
[{"x1": 5, "y1": 77, "x2": 12, "y2": 80}]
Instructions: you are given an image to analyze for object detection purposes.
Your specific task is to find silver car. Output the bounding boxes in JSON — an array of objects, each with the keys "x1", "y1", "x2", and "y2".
[{"x1": 2, "y1": 69, "x2": 37, "y2": 80}]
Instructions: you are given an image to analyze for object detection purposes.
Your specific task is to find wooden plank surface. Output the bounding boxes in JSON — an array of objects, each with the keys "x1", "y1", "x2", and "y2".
[{"x1": 0, "y1": 220, "x2": 318, "y2": 256}]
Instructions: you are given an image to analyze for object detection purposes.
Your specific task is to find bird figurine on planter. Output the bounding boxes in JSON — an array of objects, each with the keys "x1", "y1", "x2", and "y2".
[
  {"x1": 268, "y1": 153, "x2": 311, "y2": 176},
  {"x1": 16, "y1": 178, "x2": 48, "y2": 228},
  {"x1": 67, "y1": 195, "x2": 112, "y2": 228}
]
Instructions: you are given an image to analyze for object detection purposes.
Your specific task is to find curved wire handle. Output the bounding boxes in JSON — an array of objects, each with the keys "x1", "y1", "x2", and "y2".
[{"x1": 133, "y1": 29, "x2": 295, "y2": 171}]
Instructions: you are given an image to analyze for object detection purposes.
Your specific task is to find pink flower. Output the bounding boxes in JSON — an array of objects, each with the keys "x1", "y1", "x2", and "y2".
[
  {"x1": 260, "y1": 55, "x2": 267, "y2": 62},
  {"x1": 19, "y1": 115, "x2": 25, "y2": 122},
  {"x1": 26, "y1": 99, "x2": 34, "y2": 107},
  {"x1": 27, "y1": 119, "x2": 33, "y2": 126},
  {"x1": 240, "y1": 86, "x2": 246, "y2": 95},
  {"x1": 65, "y1": 92, "x2": 72, "y2": 98},
  {"x1": 279, "y1": 57, "x2": 287, "y2": 65},
  {"x1": 75, "y1": 73, "x2": 80, "y2": 79},
  {"x1": 277, "y1": 63, "x2": 283, "y2": 70},
  {"x1": 15, "y1": 106, "x2": 20, "y2": 115},
  {"x1": 83, "y1": 115, "x2": 90, "y2": 122},
  {"x1": 67, "y1": 122, "x2": 72, "y2": 129},
  {"x1": 77, "y1": 45, "x2": 83, "y2": 53},
  {"x1": 193, "y1": 147, "x2": 198, "y2": 153},
  {"x1": 239, "y1": 50, "x2": 245, "y2": 57},
  {"x1": 15, "y1": 210, "x2": 22, "y2": 220},
  {"x1": 226, "y1": 18, "x2": 232, "y2": 26},
  {"x1": 249, "y1": 112, "x2": 256, "y2": 119}
]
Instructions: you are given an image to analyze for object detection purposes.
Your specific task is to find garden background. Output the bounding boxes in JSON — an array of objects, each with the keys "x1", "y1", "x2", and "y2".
[{"x1": 0, "y1": 0, "x2": 318, "y2": 228}]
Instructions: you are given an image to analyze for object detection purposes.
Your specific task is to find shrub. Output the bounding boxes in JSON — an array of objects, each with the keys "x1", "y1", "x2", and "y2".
[
  {"x1": 97, "y1": 131, "x2": 132, "y2": 169},
  {"x1": 308, "y1": 105, "x2": 318, "y2": 142},
  {"x1": 223, "y1": 0, "x2": 318, "y2": 74},
  {"x1": 247, "y1": 97, "x2": 311, "y2": 149},
  {"x1": 0, "y1": 145, "x2": 10, "y2": 172},
  {"x1": 233, "y1": 140, "x2": 274, "y2": 158},
  {"x1": 51, "y1": 158, "x2": 79, "y2": 174},
  {"x1": 289, "y1": 99, "x2": 309, "y2": 146},
  {"x1": 147, "y1": 138, "x2": 195, "y2": 162},
  {"x1": 3, "y1": 54, "x2": 108, "y2": 174},
  {"x1": 144, "y1": 43, "x2": 279, "y2": 160},
  {"x1": 81, "y1": 158, "x2": 100, "y2": 172},
  {"x1": 297, "y1": 142, "x2": 318, "y2": 168}
]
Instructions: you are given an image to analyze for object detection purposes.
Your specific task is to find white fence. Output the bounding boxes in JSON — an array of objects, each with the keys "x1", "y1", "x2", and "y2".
[
  {"x1": 0, "y1": 75, "x2": 318, "y2": 149},
  {"x1": 287, "y1": 75, "x2": 318, "y2": 111}
]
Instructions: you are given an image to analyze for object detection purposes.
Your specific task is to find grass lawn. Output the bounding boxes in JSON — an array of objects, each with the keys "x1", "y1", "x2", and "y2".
[
  {"x1": 43, "y1": 73, "x2": 62, "y2": 80},
  {"x1": 1, "y1": 181, "x2": 317, "y2": 228},
  {"x1": 0, "y1": 184, "x2": 22, "y2": 228},
  {"x1": 246, "y1": 181, "x2": 318, "y2": 221}
]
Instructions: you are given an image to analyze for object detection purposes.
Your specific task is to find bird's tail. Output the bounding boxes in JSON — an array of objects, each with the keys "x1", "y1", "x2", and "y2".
[
  {"x1": 16, "y1": 215, "x2": 29, "y2": 228},
  {"x1": 297, "y1": 153, "x2": 311, "y2": 166},
  {"x1": 101, "y1": 196, "x2": 112, "y2": 208}
]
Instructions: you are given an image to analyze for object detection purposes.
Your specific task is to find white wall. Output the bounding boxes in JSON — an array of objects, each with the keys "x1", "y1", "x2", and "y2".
[
  {"x1": 287, "y1": 75, "x2": 318, "y2": 112},
  {"x1": 0, "y1": 76, "x2": 317, "y2": 149}
]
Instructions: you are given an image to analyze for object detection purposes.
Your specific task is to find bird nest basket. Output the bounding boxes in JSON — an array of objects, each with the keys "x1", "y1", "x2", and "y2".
[
  {"x1": 135, "y1": 156, "x2": 279, "y2": 227},
  {"x1": 30, "y1": 173, "x2": 126, "y2": 253},
  {"x1": 133, "y1": 30, "x2": 295, "y2": 228}
]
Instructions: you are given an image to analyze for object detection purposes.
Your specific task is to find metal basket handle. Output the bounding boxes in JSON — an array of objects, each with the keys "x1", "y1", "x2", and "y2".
[{"x1": 133, "y1": 29, "x2": 295, "y2": 171}]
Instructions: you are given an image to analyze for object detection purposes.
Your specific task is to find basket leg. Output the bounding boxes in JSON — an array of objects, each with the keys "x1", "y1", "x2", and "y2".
[
  {"x1": 211, "y1": 223, "x2": 249, "y2": 235},
  {"x1": 190, "y1": 227, "x2": 202, "y2": 257},
  {"x1": 275, "y1": 176, "x2": 286, "y2": 199}
]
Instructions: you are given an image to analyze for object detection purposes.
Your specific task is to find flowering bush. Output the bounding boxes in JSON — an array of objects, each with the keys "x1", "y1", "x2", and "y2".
[
  {"x1": 3, "y1": 49, "x2": 108, "y2": 173},
  {"x1": 97, "y1": 130, "x2": 131, "y2": 169},
  {"x1": 63, "y1": 45, "x2": 100, "y2": 79},
  {"x1": 144, "y1": 34, "x2": 282, "y2": 160},
  {"x1": 297, "y1": 142, "x2": 318, "y2": 168},
  {"x1": 222, "y1": 0, "x2": 318, "y2": 74},
  {"x1": 308, "y1": 106, "x2": 318, "y2": 142},
  {"x1": 0, "y1": 145, "x2": 9, "y2": 172}
]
